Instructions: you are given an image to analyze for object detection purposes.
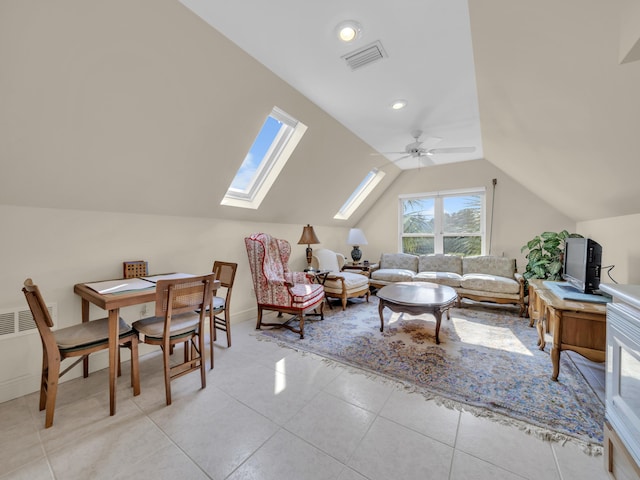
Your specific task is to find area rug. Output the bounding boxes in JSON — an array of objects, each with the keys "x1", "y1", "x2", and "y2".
[{"x1": 255, "y1": 298, "x2": 604, "y2": 453}]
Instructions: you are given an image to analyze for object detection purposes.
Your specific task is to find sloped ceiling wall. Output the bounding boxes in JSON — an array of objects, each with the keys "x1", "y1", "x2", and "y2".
[
  {"x1": 5, "y1": 0, "x2": 637, "y2": 227},
  {"x1": 468, "y1": 0, "x2": 640, "y2": 222},
  {"x1": 0, "y1": 0, "x2": 399, "y2": 226}
]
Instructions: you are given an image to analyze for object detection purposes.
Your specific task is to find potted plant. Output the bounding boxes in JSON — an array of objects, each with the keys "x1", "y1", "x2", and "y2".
[{"x1": 520, "y1": 230, "x2": 583, "y2": 283}]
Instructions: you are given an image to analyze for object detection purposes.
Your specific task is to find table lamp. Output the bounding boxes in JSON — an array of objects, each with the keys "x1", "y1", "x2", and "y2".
[
  {"x1": 347, "y1": 228, "x2": 368, "y2": 263},
  {"x1": 298, "y1": 224, "x2": 320, "y2": 271}
]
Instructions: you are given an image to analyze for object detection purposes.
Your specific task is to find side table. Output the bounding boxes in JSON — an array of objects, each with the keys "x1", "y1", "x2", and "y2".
[
  {"x1": 304, "y1": 269, "x2": 331, "y2": 285},
  {"x1": 528, "y1": 279, "x2": 607, "y2": 381},
  {"x1": 342, "y1": 263, "x2": 378, "y2": 278}
]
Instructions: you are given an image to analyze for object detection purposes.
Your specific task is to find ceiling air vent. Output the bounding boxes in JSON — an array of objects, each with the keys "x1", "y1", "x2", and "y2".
[{"x1": 342, "y1": 40, "x2": 387, "y2": 71}]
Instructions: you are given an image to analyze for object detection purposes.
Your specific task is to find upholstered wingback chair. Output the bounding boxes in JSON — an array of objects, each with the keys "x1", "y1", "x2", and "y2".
[{"x1": 245, "y1": 233, "x2": 325, "y2": 339}]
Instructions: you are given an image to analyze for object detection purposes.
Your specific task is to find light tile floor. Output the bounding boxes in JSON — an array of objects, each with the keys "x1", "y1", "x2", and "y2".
[{"x1": 0, "y1": 318, "x2": 611, "y2": 480}]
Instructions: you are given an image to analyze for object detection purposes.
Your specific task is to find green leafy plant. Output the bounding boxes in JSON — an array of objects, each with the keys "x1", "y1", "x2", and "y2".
[{"x1": 520, "y1": 230, "x2": 583, "y2": 281}]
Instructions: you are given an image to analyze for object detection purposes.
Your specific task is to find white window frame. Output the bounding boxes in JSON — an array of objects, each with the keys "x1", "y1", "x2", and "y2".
[
  {"x1": 334, "y1": 168, "x2": 386, "y2": 220},
  {"x1": 221, "y1": 107, "x2": 307, "y2": 209},
  {"x1": 398, "y1": 187, "x2": 486, "y2": 255}
]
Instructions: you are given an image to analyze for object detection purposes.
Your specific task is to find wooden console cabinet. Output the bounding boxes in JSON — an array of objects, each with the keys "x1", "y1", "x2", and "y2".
[
  {"x1": 528, "y1": 279, "x2": 607, "y2": 381},
  {"x1": 605, "y1": 420, "x2": 640, "y2": 480},
  {"x1": 600, "y1": 284, "x2": 640, "y2": 480}
]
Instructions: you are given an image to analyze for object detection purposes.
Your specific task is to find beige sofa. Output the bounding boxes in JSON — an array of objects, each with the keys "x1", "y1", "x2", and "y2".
[{"x1": 369, "y1": 253, "x2": 527, "y2": 316}]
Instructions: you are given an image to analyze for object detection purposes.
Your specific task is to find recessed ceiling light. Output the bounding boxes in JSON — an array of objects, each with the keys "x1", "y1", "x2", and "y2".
[
  {"x1": 391, "y1": 100, "x2": 407, "y2": 110},
  {"x1": 336, "y1": 20, "x2": 362, "y2": 43}
]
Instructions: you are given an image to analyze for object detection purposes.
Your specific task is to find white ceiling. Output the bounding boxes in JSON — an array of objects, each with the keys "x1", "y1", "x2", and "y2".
[{"x1": 179, "y1": 0, "x2": 483, "y2": 170}]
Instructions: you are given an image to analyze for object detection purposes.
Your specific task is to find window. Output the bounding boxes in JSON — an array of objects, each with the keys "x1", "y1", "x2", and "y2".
[
  {"x1": 334, "y1": 168, "x2": 386, "y2": 220},
  {"x1": 221, "y1": 107, "x2": 307, "y2": 209},
  {"x1": 399, "y1": 188, "x2": 485, "y2": 256}
]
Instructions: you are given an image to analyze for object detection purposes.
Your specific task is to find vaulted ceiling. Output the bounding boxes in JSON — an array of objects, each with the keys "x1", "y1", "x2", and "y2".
[
  {"x1": 179, "y1": 0, "x2": 484, "y2": 171},
  {"x1": 2, "y1": 0, "x2": 639, "y2": 226},
  {"x1": 180, "y1": 0, "x2": 640, "y2": 223},
  {"x1": 469, "y1": 0, "x2": 640, "y2": 222}
]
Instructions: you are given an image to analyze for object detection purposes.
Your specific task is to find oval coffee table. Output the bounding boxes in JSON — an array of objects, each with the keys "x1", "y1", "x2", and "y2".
[{"x1": 377, "y1": 282, "x2": 458, "y2": 344}]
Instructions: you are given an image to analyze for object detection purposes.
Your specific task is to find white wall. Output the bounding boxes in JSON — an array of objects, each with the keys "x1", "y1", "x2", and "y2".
[
  {"x1": 578, "y1": 213, "x2": 640, "y2": 284},
  {"x1": 3, "y1": 0, "x2": 634, "y2": 407},
  {"x1": 0, "y1": 0, "x2": 398, "y2": 227},
  {"x1": 0, "y1": 205, "x2": 349, "y2": 403},
  {"x1": 356, "y1": 159, "x2": 576, "y2": 271}
]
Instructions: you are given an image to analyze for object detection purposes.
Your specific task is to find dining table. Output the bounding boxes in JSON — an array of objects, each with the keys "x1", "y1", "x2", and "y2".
[{"x1": 73, "y1": 274, "x2": 220, "y2": 416}]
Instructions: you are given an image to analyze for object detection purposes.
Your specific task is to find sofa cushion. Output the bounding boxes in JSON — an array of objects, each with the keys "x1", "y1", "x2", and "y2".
[
  {"x1": 462, "y1": 256, "x2": 516, "y2": 279},
  {"x1": 413, "y1": 271, "x2": 462, "y2": 288},
  {"x1": 371, "y1": 268, "x2": 416, "y2": 283},
  {"x1": 418, "y1": 254, "x2": 462, "y2": 275},
  {"x1": 460, "y1": 273, "x2": 520, "y2": 294},
  {"x1": 379, "y1": 253, "x2": 419, "y2": 272}
]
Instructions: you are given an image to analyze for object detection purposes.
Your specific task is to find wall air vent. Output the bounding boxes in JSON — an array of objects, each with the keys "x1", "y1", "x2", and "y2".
[
  {"x1": 0, "y1": 303, "x2": 56, "y2": 339},
  {"x1": 342, "y1": 40, "x2": 387, "y2": 71}
]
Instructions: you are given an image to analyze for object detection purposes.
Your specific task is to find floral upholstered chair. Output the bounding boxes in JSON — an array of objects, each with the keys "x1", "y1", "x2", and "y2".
[
  {"x1": 245, "y1": 233, "x2": 325, "y2": 339},
  {"x1": 312, "y1": 248, "x2": 369, "y2": 310}
]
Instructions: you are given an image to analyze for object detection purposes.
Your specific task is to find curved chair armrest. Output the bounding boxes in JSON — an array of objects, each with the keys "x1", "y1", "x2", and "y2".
[
  {"x1": 266, "y1": 277, "x2": 288, "y2": 287},
  {"x1": 285, "y1": 271, "x2": 312, "y2": 285},
  {"x1": 326, "y1": 273, "x2": 347, "y2": 287},
  {"x1": 369, "y1": 264, "x2": 380, "y2": 273},
  {"x1": 514, "y1": 272, "x2": 526, "y2": 298}
]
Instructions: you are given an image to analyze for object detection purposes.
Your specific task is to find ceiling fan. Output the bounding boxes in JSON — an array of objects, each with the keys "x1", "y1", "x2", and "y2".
[{"x1": 377, "y1": 130, "x2": 476, "y2": 167}]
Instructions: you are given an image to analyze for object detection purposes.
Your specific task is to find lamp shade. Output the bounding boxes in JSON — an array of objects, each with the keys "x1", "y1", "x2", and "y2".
[
  {"x1": 298, "y1": 224, "x2": 320, "y2": 245},
  {"x1": 347, "y1": 228, "x2": 368, "y2": 246}
]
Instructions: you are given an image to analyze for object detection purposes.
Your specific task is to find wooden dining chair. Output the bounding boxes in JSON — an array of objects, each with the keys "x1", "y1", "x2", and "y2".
[
  {"x1": 22, "y1": 278, "x2": 140, "y2": 428},
  {"x1": 132, "y1": 274, "x2": 215, "y2": 405},
  {"x1": 207, "y1": 261, "x2": 237, "y2": 366},
  {"x1": 123, "y1": 260, "x2": 148, "y2": 279}
]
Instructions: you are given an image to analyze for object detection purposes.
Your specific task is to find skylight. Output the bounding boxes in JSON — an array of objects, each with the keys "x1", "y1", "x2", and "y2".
[
  {"x1": 221, "y1": 107, "x2": 307, "y2": 209},
  {"x1": 334, "y1": 168, "x2": 386, "y2": 220}
]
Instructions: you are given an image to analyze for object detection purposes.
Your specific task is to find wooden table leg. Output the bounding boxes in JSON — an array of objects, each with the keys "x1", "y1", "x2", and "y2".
[
  {"x1": 81, "y1": 299, "x2": 90, "y2": 378},
  {"x1": 550, "y1": 307, "x2": 561, "y2": 381},
  {"x1": 108, "y1": 308, "x2": 120, "y2": 415},
  {"x1": 434, "y1": 309, "x2": 442, "y2": 345},
  {"x1": 536, "y1": 316, "x2": 546, "y2": 350},
  {"x1": 528, "y1": 285, "x2": 536, "y2": 327},
  {"x1": 536, "y1": 305, "x2": 550, "y2": 351},
  {"x1": 378, "y1": 300, "x2": 385, "y2": 332},
  {"x1": 551, "y1": 346, "x2": 561, "y2": 381}
]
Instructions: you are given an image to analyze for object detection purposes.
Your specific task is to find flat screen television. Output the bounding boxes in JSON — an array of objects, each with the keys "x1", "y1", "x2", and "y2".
[{"x1": 562, "y1": 237, "x2": 602, "y2": 294}]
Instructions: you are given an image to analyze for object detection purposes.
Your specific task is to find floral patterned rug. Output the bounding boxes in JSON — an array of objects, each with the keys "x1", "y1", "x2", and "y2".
[{"x1": 256, "y1": 297, "x2": 604, "y2": 453}]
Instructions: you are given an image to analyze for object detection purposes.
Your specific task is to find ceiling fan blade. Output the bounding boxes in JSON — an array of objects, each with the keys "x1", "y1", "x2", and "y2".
[
  {"x1": 420, "y1": 136, "x2": 443, "y2": 149},
  {"x1": 369, "y1": 151, "x2": 409, "y2": 156},
  {"x1": 427, "y1": 146, "x2": 476, "y2": 155}
]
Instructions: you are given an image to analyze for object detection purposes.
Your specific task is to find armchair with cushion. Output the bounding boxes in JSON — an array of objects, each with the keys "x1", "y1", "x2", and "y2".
[
  {"x1": 312, "y1": 248, "x2": 369, "y2": 310},
  {"x1": 245, "y1": 233, "x2": 325, "y2": 339}
]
